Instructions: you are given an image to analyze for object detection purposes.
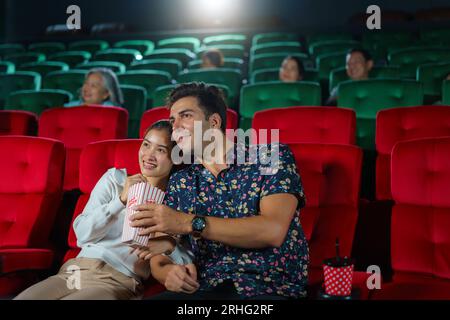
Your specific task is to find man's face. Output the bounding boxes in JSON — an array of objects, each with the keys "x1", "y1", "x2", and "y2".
[
  {"x1": 346, "y1": 52, "x2": 372, "y2": 81},
  {"x1": 169, "y1": 96, "x2": 211, "y2": 154}
]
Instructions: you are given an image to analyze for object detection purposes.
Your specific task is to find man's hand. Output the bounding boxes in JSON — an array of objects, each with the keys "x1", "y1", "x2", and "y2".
[
  {"x1": 120, "y1": 174, "x2": 148, "y2": 205},
  {"x1": 164, "y1": 264, "x2": 199, "y2": 294},
  {"x1": 129, "y1": 203, "x2": 193, "y2": 235},
  {"x1": 131, "y1": 235, "x2": 176, "y2": 261}
]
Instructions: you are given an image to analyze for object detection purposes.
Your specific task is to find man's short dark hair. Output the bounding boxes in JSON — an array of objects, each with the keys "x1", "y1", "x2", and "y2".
[
  {"x1": 347, "y1": 48, "x2": 373, "y2": 62},
  {"x1": 167, "y1": 82, "x2": 228, "y2": 133}
]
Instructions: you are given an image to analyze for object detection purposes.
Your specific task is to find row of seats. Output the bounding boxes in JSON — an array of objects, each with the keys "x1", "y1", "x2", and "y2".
[
  {"x1": 2, "y1": 104, "x2": 450, "y2": 203},
  {"x1": 2, "y1": 133, "x2": 449, "y2": 299}
]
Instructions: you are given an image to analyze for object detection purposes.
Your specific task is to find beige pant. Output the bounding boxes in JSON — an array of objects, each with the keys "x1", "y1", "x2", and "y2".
[{"x1": 14, "y1": 257, "x2": 144, "y2": 300}]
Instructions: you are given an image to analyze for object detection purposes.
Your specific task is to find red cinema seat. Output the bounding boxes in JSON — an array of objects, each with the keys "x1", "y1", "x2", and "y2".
[
  {"x1": 288, "y1": 143, "x2": 362, "y2": 288},
  {"x1": 252, "y1": 107, "x2": 356, "y2": 145},
  {"x1": 139, "y1": 107, "x2": 238, "y2": 138},
  {"x1": 38, "y1": 106, "x2": 128, "y2": 190},
  {"x1": 373, "y1": 137, "x2": 450, "y2": 300},
  {"x1": 0, "y1": 110, "x2": 38, "y2": 136},
  {"x1": 376, "y1": 106, "x2": 450, "y2": 200},
  {"x1": 64, "y1": 139, "x2": 164, "y2": 297},
  {"x1": 0, "y1": 136, "x2": 65, "y2": 296}
]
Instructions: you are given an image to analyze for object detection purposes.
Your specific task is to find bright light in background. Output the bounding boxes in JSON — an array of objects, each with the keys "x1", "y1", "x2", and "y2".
[{"x1": 189, "y1": 0, "x2": 240, "y2": 26}]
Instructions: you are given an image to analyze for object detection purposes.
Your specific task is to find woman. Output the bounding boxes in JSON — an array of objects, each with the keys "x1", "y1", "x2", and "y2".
[
  {"x1": 201, "y1": 48, "x2": 224, "y2": 69},
  {"x1": 64, "y1": 68, "x2": 124, "y2": 107},
  {"x1": 15, "y1": 120, "x2": 191, "y2": 300},
  {"x1": 279, "y1": 56, "x2": 304, "y2": 82}
]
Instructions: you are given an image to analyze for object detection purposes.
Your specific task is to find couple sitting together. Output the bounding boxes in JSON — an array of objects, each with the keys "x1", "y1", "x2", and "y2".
[{"x1": 15, "y1": 82, "x2": 309, "y2": 300}]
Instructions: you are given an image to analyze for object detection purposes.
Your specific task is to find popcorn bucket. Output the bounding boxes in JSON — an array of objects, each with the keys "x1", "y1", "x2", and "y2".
[
  {"x1": 322, "y1": 238, "x2": 354, "y2": 297},
  {"x1": 121, "y1": 182, "x2": 165, "y2": 248},
  {"x1": 323, "y1": 257, "x2": 354, "y2": 296}
]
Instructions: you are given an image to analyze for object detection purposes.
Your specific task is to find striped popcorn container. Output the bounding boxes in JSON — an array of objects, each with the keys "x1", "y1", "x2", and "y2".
[{"x1": 121, "y1": 182, "x2": 165, "y2": 248}]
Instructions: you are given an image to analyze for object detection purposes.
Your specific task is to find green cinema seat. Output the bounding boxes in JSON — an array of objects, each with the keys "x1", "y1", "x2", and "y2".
[
  {"x1": 118, "y1": 70, "x2": 171, "y2": 108},
  {"x1": 43, "y1": 70, "x2": 87, "y2": 98},
  {"x1": 196, "y1": 45, "x2": 245, "y2": 59},
  {"x1": 250, "y1": 68, "x2": 319, "y2": 84},
  {"x1": 68, "y1": 40, "x2": 109, "y2": 54},
  {"x1": 5, "y1": 89, "x2": 72, "y2": 114},
  {"x1": 420, "y1": 29, "x2": 450, "y2": 46},
  {"x1": 316, "y1": 52, "x2": 347, "y2": 81},
  {"x1": 152, "y1": 83, "x2": 231, "y2": 108},
  {"x1": 388, "y1": 48, "x2": 450, "y2": 79},
  {"x1": 338, "y1": 79, "x2": 424, "y2": 149},
  {"x1": 144, "y1": 48, "x2": 196, "y2": 68},
  {"x1": 187, "y1": 58, "x2": 244, "y2": 70},
  {"x1": 329, "y1": 66, "x2": 401, "y2": 94},
  {"x1": 129, "y1": 59, "x2": 182, "y2": 78},
  {"x1": 307, "y1": 34, "x2": 354, "y2": 47},
  {"x1": 157, "y1": 37, "x2": 201, "y2": 52},
  {"x1": 19, "y1": 61, "x2": 70, "y2": 77},
  {"x1": 93, "y1": 48, "x2": 141, "y2": 66},
  {"x1": 121, "y1": 84, "x2": 147, "y2": 138},
  {"x1": 0, "y1": 71, "x2": 41, "y2": 107},
  {"x1": 239, "y1": 81, "x2": 322, "y2": 129},
  {"x1": 0, "y1": 61, "x2": 15, "y2": 74},
  {"x1": 28, "y1": 42, "x2": 65, "y2": 55},
  {"x1": 443, "y1": 80, "x2": 450, "y2": 105},
  {"x1": 48, "y1": 51, "x2": 91, "y2": 68},
  {"x1": 4, "y1": 52, "x2": 46, "y2": 67},
  {"x1": 0, "y1": 44, "x2": 25, "y2": 57},
  {"x1": 252, "y1": 32, "x2": 298, "y2": 46},
  {"x1": 251, "y1": 42, "x2": 302, "y2": 56},
  {"x1": 417, "y1": 62, "x2": 450, "y2": 98},
  {"x1": 75, "y1": 61, "x2": 126, "y2": 74},
  {"x1": 309, "y1": 40, "x2": 360, "y2": 57},
  {"x1": 177, "y1": 69, "x2": 241, "y2": 110},
  {"x1": 250, "y1": 52, "x2": 309, "y2": 74},
  {"x1": 113, "y1": 40, "x2": 155, "y2": 55},
  {"x1": 202, "y1": 34, "x2": 247, "y2": 46}
]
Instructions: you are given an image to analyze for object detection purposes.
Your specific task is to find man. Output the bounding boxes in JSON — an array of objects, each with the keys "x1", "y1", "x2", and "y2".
[
  {"x1": 130, "y1": 83, "x2": 309, "y2": 299},
  {"x1": 326, "y1": 48, "x2": 374, "y2": 105}
]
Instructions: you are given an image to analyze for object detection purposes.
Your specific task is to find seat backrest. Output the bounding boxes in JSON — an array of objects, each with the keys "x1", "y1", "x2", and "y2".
[
  {"x1": 338, "y1": 79, "x2": 424, "y2": 119},
  {"x1": 139, "y1": 107, "x2": 238, "y2": 138},
  {"x1": 129, "y1": 59, "x2": 182, "y2": 78},
  {"x1": 5, "y1": 89, "x2": 72, "y2": 114},
  {"x1": 93, "y1": 48, "x2": 141, "y2": 66},
  {"x1": 250, "y1": 52, "x2": 308, "y2": 73},
  {"x1": 316, "y1": 52, "x2": 347, "y2": 80},
  {"x1": 144, "y1": 48, "x2": 196, "y2": 67},
  {"x1": 0, "y1": 72, "x2": 41, "y2": 106},
  {"x1": 240, "y1": 82, "x2": 321, "y2": 127},
  {"x1": 66, "y1": 139, "x2": 142, "y2": 253},
  {"x1": 38, "y1": 106, "x2": 128, "y2": 190},
  {"x1": 157, "y1": 37, "x2": 200, "y2": 52},
  {"x1": 76, "y1": 61, "x2": 126, "y2": 74},
  {"x1": 444, "y1": 80, "x2": 450, "y2": 105},
  {"x1": 391, "y1": 137, "x2": 450, "y2": 280},
  {"x1": 289, "y1": 143, "x2": 362, "y2": 267},
  {"x1": 28, "y1": 42, "x2": 65, "y2": 55},
  {"x1": 252, "y1": 32, "x2": 298, "y2": 46},
  {"x1": 43, "y1": 70, "x2": 87, "y2": 98},
  {"x1": 19, "y1": 61, "x2": 69, "y2": 78},
  {"x1": 68, "y1": 40, "x2": 109, "y2": 54},
  {"x1": 388, "y1": 48, "x2": 450, "y2": 78},
  {"x1": 417, "y1": 62, "x2": 450, "y2": 97},
  {"x1": 113, "y1": 40, "x2": 155, "y2": 55},
  {"x1": 252, "y1": 106, "x2": 356, "y2": 145},
  {"x1": 118, "y1": 71, "x2": 171, "y2": 107},
  {"x1": 0, "y1": 110, "x2": 38, "y2": 136},
  {"x1": 48, "y1": 51, "x2": 91, "y2": 68},
  {"x1": 0, "y1": 136, "x2": 65, "y2": 248},
  {"x1": 376, "y1": 106, "x2": 450, "y2": 200},
  {"x1": 177, "y1": 69, "x2": 241, "y2": 99}
]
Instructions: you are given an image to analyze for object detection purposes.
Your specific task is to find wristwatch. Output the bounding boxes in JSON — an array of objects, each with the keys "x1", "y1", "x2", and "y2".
[{"x1": 191, "y1": 215, "x2": 207, "y2": 237}]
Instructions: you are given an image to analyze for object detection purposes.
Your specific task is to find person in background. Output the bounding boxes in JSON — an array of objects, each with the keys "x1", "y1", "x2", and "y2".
[
  {"x1": 64, "y1": 68, "x2": 124, "y2": 107},
  {"x1": 279, "y1": 56, "x2": 305, "y2": 82},
  {"x1": 201, "y1": 48, "x2": 224, "y2": 69},
  {"x1": 326, "y1": 48, "x2": 374, "y2": 106}
]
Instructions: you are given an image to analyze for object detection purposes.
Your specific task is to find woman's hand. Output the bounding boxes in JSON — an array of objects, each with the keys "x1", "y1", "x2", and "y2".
[
  {"x1": 120, "y1": 174, "x2": 148, "y2": 205},
  {"x1": 131, "y1": 234, "x2": 177, "y2": 261}
]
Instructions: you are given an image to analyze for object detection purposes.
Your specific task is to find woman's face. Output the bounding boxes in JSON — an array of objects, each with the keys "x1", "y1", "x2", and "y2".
[
  {"x1": 279, "y1": 58, "x2": 301, "y2": 82},
  {"x1": 139, "y1": 129, "x2": 173, "y2": 179},
  {"x1": 81, "y1": 73, "x2": 110, "y2": 105}
]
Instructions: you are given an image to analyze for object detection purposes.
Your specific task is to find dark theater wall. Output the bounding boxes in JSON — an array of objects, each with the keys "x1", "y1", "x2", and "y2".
[{"x1": 2, "y1": 0, "x2": 450, "y2": 41}]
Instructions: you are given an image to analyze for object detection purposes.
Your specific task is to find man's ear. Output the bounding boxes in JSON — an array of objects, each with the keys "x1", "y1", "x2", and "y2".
[
  {"x1": 208, "y1": 113, "x2": 223, "y2": 130},
  {"x1": 367, "y1": 60, "x2": 374, "y2": 71}
]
